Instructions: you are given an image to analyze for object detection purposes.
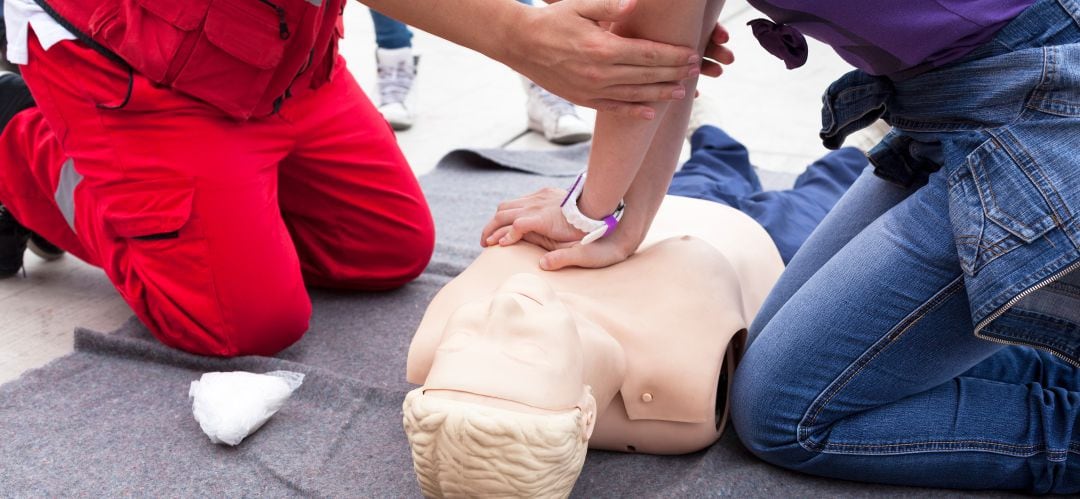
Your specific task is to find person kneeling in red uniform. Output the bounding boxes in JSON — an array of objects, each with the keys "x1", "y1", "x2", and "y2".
[{"x1": 0, "y1": 0, "x2": 722, "y2": 356}]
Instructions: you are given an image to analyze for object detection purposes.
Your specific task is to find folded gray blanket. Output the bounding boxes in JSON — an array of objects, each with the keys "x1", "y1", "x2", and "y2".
[{"x1": 0, "y1": 145, "x2": 1008, "y2": 497}]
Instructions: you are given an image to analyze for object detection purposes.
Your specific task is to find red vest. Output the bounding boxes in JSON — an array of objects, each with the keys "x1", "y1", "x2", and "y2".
[{"x1": 38, "y1": 0, "x2": 347, "y2": 119}]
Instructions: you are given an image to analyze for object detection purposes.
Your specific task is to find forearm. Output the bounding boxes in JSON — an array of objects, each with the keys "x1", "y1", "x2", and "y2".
[
  {"x1": 610, "y1": 94, "x2": 694, "y2": 246},
  {"x1": 578, "y1": 0, "x2": 711, "y2": 221},
  {"x1": 579, "y1": 0, "x2": 723, "y2": 226},
  {"x1": 615, "y1": 0, "x2": 727, "y2": 245},
  {"x1": 357, "y1": 0, "x2": 525, "y2": 64},
  {"x1": 474, "y1": 0, "x2": 735, "y2": 269}
]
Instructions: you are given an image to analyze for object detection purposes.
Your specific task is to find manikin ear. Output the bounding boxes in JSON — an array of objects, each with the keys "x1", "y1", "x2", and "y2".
[{"x1": 578, "y1": 386, "x2": 598, "y2": 442}]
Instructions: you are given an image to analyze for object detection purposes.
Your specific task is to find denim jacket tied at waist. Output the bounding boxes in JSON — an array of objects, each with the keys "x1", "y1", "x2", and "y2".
[{"x1": 816, "y1": 0, "x2": 1080, "y2": 365}]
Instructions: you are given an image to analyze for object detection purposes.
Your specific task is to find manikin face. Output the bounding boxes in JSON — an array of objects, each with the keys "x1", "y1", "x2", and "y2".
[{"x1": 422, "y1": 273, "x2": 589, "y2": 412}]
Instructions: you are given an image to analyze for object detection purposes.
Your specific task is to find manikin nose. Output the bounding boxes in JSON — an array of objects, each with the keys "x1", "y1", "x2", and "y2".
[
  {"x1": 496, "y1": 273, "x2": 552, "y2": 303},
  {"x1": 488, "y1": 292, "x2": 527, "y2": 322}
]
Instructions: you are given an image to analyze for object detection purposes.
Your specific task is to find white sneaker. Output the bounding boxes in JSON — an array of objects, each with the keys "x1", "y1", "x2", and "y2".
[
  {"x1": 524, "y1": 79, "x2": 592, "y2": 145},
  {"x1": 375, "y1": 47, "x2": 419, "y2": 131}
]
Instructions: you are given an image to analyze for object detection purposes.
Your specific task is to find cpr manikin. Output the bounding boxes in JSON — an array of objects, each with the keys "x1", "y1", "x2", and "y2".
[{"x1": 402, "y1": 195, "x2": 784, "y2": 497}]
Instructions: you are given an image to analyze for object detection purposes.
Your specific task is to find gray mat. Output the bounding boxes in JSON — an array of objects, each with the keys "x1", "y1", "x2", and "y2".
[{"x1": 0, "y1": 144, "x2": 1008, "y2": 497}]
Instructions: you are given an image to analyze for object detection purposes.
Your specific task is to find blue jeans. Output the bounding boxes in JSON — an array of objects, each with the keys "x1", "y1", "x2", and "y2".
[
  {"x1": 669, "y1": 126, "x2": 865, "y2": 264},
  {"x1": 731, "y1": 0, "x2": 1080, "y2": 491},
  {"x1": 733, "y1": 168, "x2": 1080, "y2": 493},
  {"x1": 370, "y1": 0, "x2": 533, "y2": 50}
]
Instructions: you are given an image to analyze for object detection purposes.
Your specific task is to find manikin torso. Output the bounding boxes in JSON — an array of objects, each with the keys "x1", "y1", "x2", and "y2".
[{"x1": 407, "y1": 195, "x2": 784, "y2": 454}]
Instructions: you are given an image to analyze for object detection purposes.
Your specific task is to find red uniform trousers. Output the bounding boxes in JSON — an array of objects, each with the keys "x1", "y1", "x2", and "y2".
[{"x1": 0, "y1": 35, "x2": 435, "y2": 356}]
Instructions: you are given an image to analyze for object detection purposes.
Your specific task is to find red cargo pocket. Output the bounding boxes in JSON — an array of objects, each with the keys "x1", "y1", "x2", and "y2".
[
  {"x1": 203, "y1": 1, "x2": 286, "y2": 69},
  {"x1": 171, "y1": 0, "x2": 288, "y2": 119},
  {"x1": 93, "y1": 177, "x2": 226, "y2": 352},
  {"x1": 98, "y1": 178, "x2": 196, "y2": 240},
  {"x1": 105, "y1": 0, "x2": 212, "y2": 82},
  {"x1": 137, "y1": 0, "x2": 211, "y2": 30}
]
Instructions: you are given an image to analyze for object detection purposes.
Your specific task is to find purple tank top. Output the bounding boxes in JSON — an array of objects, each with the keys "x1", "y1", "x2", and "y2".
[{"x1": 746, "y1": 0, "x2": 1036, "y2": 79}]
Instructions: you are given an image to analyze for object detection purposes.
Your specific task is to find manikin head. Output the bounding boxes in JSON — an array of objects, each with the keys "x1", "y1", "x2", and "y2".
[{"x1": 402, "y1": 273, "x2": 598, "y2": 498}]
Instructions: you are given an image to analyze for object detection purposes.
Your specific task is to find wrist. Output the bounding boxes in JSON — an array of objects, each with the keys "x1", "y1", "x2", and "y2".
[
  {"x1": 490, "y1": 3, "x2": 535, "y2": 68},
  {"x1": 610, "y1": 212, "x2": 646, "y2": 249},
  {"x1": 561, "y1": 173, "x2": 625, "y2": 245},
  {"x1": 578, "y1": 177, "x2": 625, "y2": 220},
  {"x1": 577, "y1": 190, "x2": 616, "y2": 221}
]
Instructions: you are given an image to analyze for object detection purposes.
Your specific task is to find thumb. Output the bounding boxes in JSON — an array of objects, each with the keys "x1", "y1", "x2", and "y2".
[
  {"x1": 540, "y1": 245, "x2": 586, "y2": 271},
  {"x1": 540, "y1": 242, "x2": 625, "y2": 271},
  {"x1": 572, "y1": 0, "x2": 636, "y2": 23}
]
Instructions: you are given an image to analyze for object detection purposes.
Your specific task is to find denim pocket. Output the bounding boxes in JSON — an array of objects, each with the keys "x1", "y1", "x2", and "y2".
[
  {"x1": 948, "y1": 136, "x2": 1058, "y2": 276},
  {"x1": 1027, "y1": 45, "x2": 1080, "y2": 117},
  {"x1": 948, "y1": 164, "x2": 984, "y2": 275}
]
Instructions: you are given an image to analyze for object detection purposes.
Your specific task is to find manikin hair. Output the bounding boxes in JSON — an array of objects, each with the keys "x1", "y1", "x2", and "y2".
[{"x1": 402, "y1": 388, "x2": 594, "y2": 498}]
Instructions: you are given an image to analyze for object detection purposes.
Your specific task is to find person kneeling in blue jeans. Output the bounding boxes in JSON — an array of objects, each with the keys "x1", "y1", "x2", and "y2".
[{"x1": 731, "y1": 1, "x2": 1080, "y2": 493}]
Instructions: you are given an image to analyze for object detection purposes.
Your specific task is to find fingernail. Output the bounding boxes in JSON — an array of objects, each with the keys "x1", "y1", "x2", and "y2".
[
  {"x1": 672, "y1": 88, "x2": 686, "y2": 99},
  {"x1": 688, "y1": 55, "x2": 701, "y2": 64},
  {"x1": 539, "y1": 257, "x2": 551, "y2": 270},
  {"x1": 617, "y1": 0, "x2": 630, "y2": 10},
  {"x1": 642, "y1": 109, "x2": 656, "y2": 120},
  {"x1": 688, "y1": 65, "x2": 701, "y2": 77}
]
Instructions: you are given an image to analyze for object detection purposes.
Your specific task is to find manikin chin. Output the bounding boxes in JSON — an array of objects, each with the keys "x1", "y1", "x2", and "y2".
[{"x1": 403, "y1": 195, "x2": 784, "y2": 498}]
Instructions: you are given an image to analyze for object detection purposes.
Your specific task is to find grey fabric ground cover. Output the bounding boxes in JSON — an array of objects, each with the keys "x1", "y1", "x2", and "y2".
[{"x1": 0, "y1": 144, "x2": 1014, "y2": 497}]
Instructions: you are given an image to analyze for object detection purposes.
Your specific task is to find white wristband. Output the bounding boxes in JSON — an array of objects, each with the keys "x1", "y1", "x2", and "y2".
[{"x1": 560, "y1": 172, "x2": 625, "y2": 245}]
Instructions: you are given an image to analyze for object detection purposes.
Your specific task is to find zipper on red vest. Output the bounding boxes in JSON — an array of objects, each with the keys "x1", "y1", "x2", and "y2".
[{"x1": 258, "y1": 0, "x2": 291, "y2": 40}]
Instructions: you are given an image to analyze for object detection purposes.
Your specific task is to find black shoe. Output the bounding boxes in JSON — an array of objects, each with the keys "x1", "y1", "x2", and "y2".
[
  {"x1": 28, "y1": 233, "x2": 65, "y2": 261},
  {"x1": 0, "y1": 204, "x2": 31, "y2": 277},
  {"x1": 0, "y1": 73, "x2": 34, "y2": 122},
  {"x1": 0, "y1": 70, "x2": 43, "y2": 277}
]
